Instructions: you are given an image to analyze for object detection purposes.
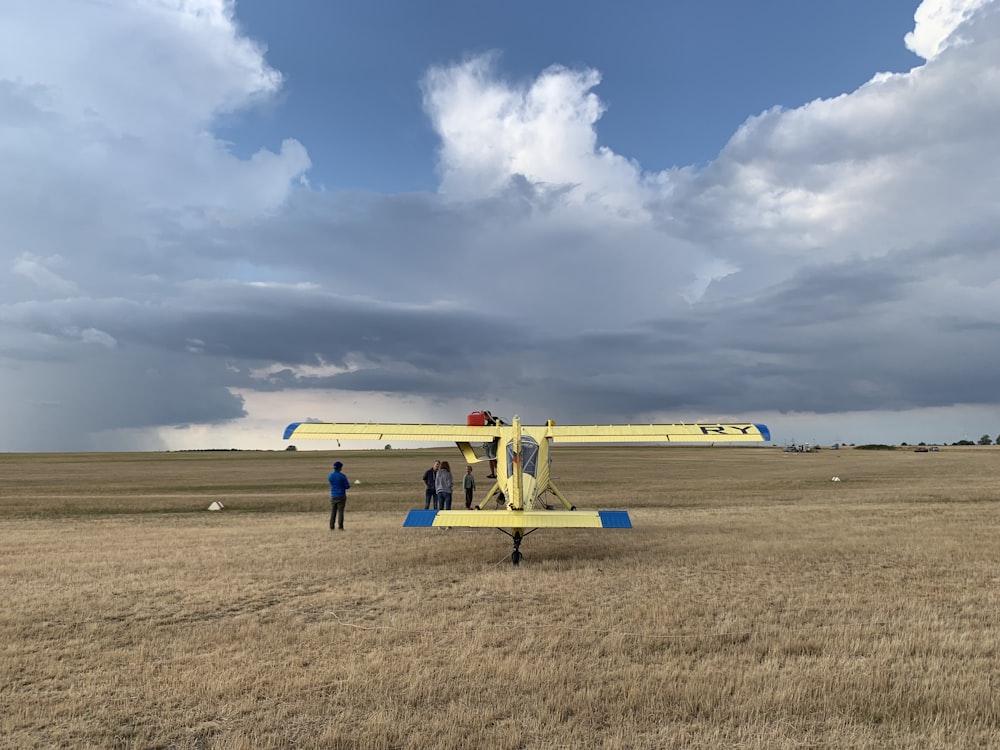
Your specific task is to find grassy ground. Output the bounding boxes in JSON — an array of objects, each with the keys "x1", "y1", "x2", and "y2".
[{"x1": 2, "y1": 446, "x2": 999, "y2": 748}]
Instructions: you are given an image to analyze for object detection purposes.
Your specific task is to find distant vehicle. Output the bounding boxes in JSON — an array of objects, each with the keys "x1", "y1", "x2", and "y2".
[
  {"x1": 930, "y1": 446, "x2": 940, "y2": 452},
  {"x1": 914, "y1": 447, "x2": 929, "y2": 452}
]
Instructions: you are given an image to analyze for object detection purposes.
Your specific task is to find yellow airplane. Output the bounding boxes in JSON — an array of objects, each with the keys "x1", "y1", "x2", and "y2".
[{"x1": 283, "y1": 412, "x2": 770, "y2": 564}]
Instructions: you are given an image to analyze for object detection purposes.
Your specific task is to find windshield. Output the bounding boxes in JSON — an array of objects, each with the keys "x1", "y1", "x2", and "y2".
[{"x1": 506, "y1": 436, "x2": 539, "y2": 478}]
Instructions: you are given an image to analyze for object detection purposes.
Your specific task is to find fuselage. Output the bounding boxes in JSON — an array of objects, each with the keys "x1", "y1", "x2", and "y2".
[{"x1": 487, "y1": 417, "x2": 554, "y2": 510}]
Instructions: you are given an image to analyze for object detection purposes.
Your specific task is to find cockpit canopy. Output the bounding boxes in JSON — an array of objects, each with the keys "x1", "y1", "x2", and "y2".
[{"x1": 506, "y1": 436, "x2": 539, "y2": 478}]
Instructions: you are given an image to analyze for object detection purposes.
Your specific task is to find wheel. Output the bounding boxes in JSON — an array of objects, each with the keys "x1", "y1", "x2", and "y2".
[{"x1": 511, "y1": 549, "x2": 522, "y2": 565}]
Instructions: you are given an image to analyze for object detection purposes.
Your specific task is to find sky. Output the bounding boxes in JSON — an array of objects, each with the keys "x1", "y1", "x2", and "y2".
[{"x1": 2, "y1": 0, "x2": 1000, "y2": 452}]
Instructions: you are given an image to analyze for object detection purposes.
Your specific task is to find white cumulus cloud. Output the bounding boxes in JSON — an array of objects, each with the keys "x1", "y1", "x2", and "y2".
[
  {"x1": 423, "y1": 54, "x2": 646, "y2": 216},
  {"x1": 905, "y1": 0, "x2": 993, "y2": 60}
]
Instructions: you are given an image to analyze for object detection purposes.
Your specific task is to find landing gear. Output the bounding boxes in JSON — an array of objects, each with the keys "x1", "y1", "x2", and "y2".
[{"x1": 501, "y1": 528, "x2": 533, "y2": 565}]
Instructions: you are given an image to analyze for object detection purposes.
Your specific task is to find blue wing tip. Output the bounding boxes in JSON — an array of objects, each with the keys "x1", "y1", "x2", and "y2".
[
  {"x1": 755, "y1": 423, "x2": 771, "y2": 442},
  {"x1": 598, "y1": 510, "x2": 632, "y2": 528},
  {"x1": 404, "y1": 510, "x2": 439, "y2": 527},
  {"x1": 283, "y1": 422, "x2": 302, "y2": 440}
]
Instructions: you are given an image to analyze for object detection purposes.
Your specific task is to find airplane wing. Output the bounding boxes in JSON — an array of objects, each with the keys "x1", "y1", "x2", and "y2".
[
  {"x1": 285, "y1": 421, "x2": 770, "y2": 443},
  {"x1": 545, "y1": 422, "x2": 770, "y2": 443},
  {"x1": 283, "y1": 422, "x2": 502, "y2": 442},
  {"x1": 403, "y1": 509, "x2": 632, "y2": 529}
]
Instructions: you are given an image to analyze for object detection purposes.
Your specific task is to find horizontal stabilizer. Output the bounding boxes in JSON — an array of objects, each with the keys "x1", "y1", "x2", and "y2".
[{"x1": 403, "y1": 509, "x2": 631, "y2": 529}]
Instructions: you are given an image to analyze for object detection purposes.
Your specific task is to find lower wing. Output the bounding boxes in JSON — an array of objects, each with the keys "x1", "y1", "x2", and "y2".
[{"x1": 403, "y1": 509, "x2": 632, "y2": 529}]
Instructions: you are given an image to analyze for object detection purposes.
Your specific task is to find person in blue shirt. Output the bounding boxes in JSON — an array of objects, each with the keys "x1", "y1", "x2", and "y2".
[
  {"x1": 328, "y1": 460, "x2": 351, "y2": 530},
  {"x1": 422, "y1": 460, "x2": 440, "y2": 510}
]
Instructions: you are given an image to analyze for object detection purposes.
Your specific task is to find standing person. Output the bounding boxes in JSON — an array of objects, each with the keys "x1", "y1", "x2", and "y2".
[
  {"x1": 328, "y1": 460, "x2": 350, "y2": 531},
  {"x1": 422, "y1": 460, "x2": 440, "y2": 509},
  {"x1": 463, "y1": 465, "x2": 476, "y2": 509},
  {"x1": 483, "y1": 410, "x2": 504, "y2": 478},
  {"x1": 483, "y1": 439, "x2": 498, "y2": 479},
  {"x1": 435, "y1": 460, "x2": 454, "y2": 511}
]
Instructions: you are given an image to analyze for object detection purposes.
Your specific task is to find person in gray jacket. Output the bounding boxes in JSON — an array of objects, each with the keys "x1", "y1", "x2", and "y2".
[{"x1": 435, "y1": 460, "x2": 454, "y2": 511}]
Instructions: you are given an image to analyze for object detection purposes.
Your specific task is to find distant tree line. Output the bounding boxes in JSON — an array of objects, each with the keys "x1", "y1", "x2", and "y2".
[
  {"x1": 865, "y1": 434, "x2": 1000, "y2": 449},
  {"x1": 943, "y1": 435, "x2": 1000, "y2": 446},
  {"x1": 906, "y1": 435, "x2": 1000, "y2": 447}
]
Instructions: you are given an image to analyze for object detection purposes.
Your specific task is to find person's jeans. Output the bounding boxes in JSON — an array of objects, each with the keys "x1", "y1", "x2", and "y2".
[
  {"x1": 425, "y1": 488, "x2": 435, "y2": 510},
  {"x1": 330, "y1": 497, "x2": 346, "y2": 529},
  {"x1": 437, "y1": 491, "x2": 452, "y2": 511}
]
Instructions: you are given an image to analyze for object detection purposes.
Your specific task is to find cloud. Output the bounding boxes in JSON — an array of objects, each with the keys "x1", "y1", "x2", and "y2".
[
  {"x1": 905, "y1": 0, "x2": 993, "y2": 60},
  {"x1": 3, "y1": 0, "x2": 1000, "y2": 450},
  {"x1": 422, "y1": 54, "x2": 647, "y2": 216},
  {"x1": 0, "y1": 0, "x2": 310, "y2": 280},
  {"x1": 664, "y1": 1, "x2": 1000, "y2": 301},
  {"x1": 12, "y1": 253, "x2": 78, "y2": 294},
  {"x1": 0, "y1": 0, "x2": 309, "y2": 449}
]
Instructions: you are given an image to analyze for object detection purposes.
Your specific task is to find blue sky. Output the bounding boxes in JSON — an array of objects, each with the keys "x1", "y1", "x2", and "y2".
[
  {"x1": 223, "y1": 1, "x2": 923, "y2": 191},
  {"x1": 3, "y1": 0, "x2": 1000, "y2": 451}
]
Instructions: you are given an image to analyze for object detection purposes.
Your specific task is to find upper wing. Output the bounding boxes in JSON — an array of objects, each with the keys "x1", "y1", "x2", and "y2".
[
  {"x1": 544, "y1": 422, "x2": 770, "y2": 443},
  {"x1": 283, "y1": 422, "x2": 502, "y2": 442},
  {"x1": 285, "y1": 421, "x2": 770, "y2": 443}
]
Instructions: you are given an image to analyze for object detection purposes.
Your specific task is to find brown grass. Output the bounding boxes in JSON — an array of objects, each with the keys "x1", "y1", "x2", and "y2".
[{"x1": 2, "y1": 446, "x2": 999, "y2": 748}]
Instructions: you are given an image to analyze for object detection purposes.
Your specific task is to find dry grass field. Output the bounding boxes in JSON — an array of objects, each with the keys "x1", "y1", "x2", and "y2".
[{"x1": 2, "y1": 445, "x2": 999, "y2": 749}]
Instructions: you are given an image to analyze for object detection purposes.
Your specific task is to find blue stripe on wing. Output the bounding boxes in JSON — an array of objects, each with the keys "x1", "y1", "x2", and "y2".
[
  {"x1": 403, "y1": 510, "x2": 439, "y2": 527},
  {"x1": 598, "y1": 510, "x2": 632, "y2": 528}
]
